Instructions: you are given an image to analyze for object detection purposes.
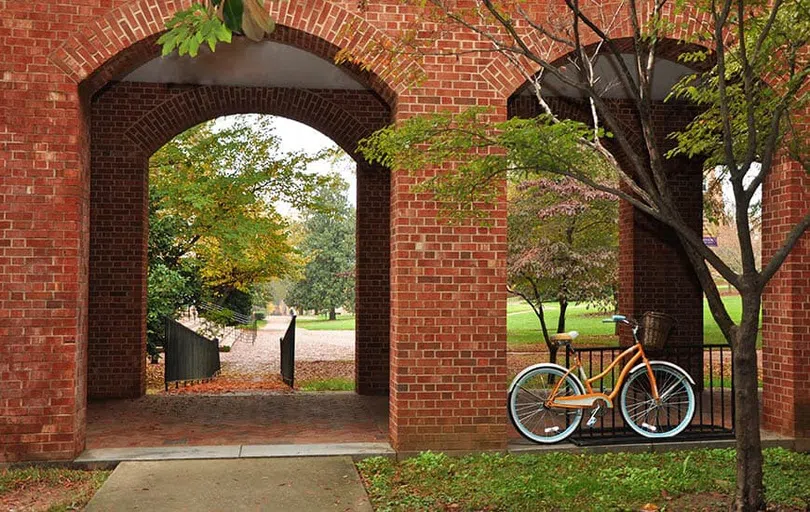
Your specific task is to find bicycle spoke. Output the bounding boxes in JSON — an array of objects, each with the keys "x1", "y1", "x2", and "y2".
[
  {"x1": 621, "y1": 365, "x2": 695, "y2": 438},
  {"x1": 659, "y1": 379, "x2": 684, "y2": 400},
  {"x1": 517, "y1": 406, "x2": 545, "y2": 423},
  {"x1": 517, "y1": 387, "x2": 550, "y2": 403}
]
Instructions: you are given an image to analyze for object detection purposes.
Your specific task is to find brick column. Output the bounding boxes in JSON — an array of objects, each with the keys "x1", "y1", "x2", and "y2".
[
  {"x1": 0, "y1": 86, "x2": 90, "y2": 462},
  {"x1": 618, "y1": 155, "x2": 704, "y2": 379},
  {"x1": 761, "y1": 153, "x2": 810, "y2": 446},
  {"x1": 388, "y1": 97, "x2": 508, "y2": 453},
  {"x1": 610, "y1": 103, "x2": 705, "y2": 374},
  {"x1": 355, "y1": 162, "x2": 391, "y2": 395},
  {"x1": 87, "y1": 137, "x2": 148, "y2": 399}
]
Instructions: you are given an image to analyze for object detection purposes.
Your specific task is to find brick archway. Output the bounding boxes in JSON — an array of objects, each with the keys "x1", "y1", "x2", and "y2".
[
  {"x1": 122, "y1": 85, "x2": 388, "y2": 158},
  {"x1": 8, "y1": 1, "x2": 806, "y2": 463},
  {"x1": 88, "y1": 81, "x2": 392, "y2": 400},
  {"x1": 505, "y1": 41, "x2": 810, "y2": 443},
  {"x1": 49, "y1": 1, "x2": 411, "y2": 105},
  {"x1": 505, "y1": 36, "x2": 712, "y2": 348}
]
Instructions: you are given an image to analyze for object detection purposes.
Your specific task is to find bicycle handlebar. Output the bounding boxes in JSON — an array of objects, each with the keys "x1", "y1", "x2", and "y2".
[{"x1": 602, "y1": 314, "x2": 638, "y2": 327}]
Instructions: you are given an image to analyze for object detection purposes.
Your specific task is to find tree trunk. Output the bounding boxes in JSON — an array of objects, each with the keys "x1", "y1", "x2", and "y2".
[
  {"x1": 732, "y1": 292, "x2": 765, "y2": 512},
  {"x1": 328, "y1": 307, "x2": 336, "y2": 321},
  {"x1": 557, "y1": 299, "x2": 568, "y2": 333}
]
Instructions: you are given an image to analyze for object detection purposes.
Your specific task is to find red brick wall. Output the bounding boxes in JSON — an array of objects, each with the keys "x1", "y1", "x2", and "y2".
[
  {"x1": 356, "y1": 163, "x2": 391, "y2": 395},
  {"x1": 88, "y1": 97, "x2": 148, "y2": 399},
  {"x1": 87, "y1": 82, "x2": 391, "y2": 399},
  {"x1": 761, "y1": 148, "x2": 810, "y2": 443},
  {"x1": 389, "y1": 93, "x2": 509, "y2": 453},
  {"x1": 0, "y1": 9, "x2": 94, "y2": 462}
]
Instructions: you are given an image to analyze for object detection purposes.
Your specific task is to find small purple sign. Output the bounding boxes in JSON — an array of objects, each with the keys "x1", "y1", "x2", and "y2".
[{"x1": 703, "y1": 236, "x2": 718, "y2": 247}]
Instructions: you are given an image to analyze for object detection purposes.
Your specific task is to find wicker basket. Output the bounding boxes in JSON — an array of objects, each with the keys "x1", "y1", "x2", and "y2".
[{"x1": 640, "y1": 312, "x2": 676, "y2": 350}]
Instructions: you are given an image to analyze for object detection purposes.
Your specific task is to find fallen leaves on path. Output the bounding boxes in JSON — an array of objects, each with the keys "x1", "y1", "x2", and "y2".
[
  {"x1": 146, "y1": 359, "x2": 357, "y2": 394},
  {"x1": 296, "y1": 360, "x2": 354, "y2": 383}
]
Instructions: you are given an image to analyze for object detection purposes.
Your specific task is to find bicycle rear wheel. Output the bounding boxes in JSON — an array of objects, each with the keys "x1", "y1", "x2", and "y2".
[
  {"x1": 619, "y1": 363, "x2": 695, "y2": 438},
  {"x1": 508, "y1": 365, "x2": 584, "y2": 444}
]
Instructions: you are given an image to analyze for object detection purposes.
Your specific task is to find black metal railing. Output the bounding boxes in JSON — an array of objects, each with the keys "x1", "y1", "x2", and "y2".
[
  {"x1": 280, "y1": 314, "x2": 296, "y2": 387},
  {"x1": 188, "y1": 302, "x2": 257, "y2": 346},
  {"x1": 164, "y1": 317, "x2": 221, "y2": 390},
  {"x1": 567, "y1": 344, "x2": 734, "y2": 445}
]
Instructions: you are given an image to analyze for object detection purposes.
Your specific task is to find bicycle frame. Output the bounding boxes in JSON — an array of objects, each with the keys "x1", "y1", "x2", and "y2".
[{"x1": 547, "y1": 342, "x2": 660, "y2": 409}]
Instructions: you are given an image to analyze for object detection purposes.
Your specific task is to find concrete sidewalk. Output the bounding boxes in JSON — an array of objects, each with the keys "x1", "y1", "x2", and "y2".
[{"x1": 85, "y1": 457, "x2": 373, "y2": 511}]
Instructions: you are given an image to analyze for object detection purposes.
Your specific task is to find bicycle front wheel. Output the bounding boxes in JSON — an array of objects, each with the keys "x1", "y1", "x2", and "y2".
[
  {"x1": 508, "y1": 365, "x2": 584, "y2": 444},
  {"x1": 620, "y1": 363, "x2": 696, "y2": 438}
]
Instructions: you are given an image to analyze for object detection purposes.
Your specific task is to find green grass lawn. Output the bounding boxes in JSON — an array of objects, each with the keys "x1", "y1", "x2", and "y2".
[
  {"x1": 507, "y1": 294, "x2": 760, "y2": 348},
  {"x1": 238, "y1": 319, "x2": 267, "y2": 330},
  {"x1": 294, "y1": 296, "x2": 759, "y2": 349},
  {"x1": 507, "y1": 300, "x2": 616, "y2": 345},
  {"x1": 298, "y1": 377, "x2": 355, "y2": 391},
  {"x1": 296, "y1": 313, "x2": 356, "y2": 331},
  {"x1": 357, "y1": 448, "x2": 810, "y2": 512}
]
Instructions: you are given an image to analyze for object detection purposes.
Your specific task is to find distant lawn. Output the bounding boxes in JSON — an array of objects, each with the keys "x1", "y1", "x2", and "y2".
[
  {"x1": 292, "y1": 296, "x2": 759, "y2": 348},
  {"x1": 297, "y1": 314, "x2": 356, "y2": 331},
  {"x1": 507, "y1": 294, "x2": 759, "y2": 348},
  {"x1": 238, "y1": 319, "x2": 267, "y2": 330},
  {"x1": 507, "y1": 301, "x2": 616, "y2": 346},
  {"x1": 298, "y1": 377, "x2": 355, "y2": 391}
]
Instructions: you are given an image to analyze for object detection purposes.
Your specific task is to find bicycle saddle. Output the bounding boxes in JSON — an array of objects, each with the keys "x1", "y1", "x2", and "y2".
[{"x1": 550, "y1": 331, "x2": 579, "y2": 342}]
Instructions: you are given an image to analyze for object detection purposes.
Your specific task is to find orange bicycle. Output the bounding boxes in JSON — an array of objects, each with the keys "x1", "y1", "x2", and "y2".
[{"x1": 508, "y1": 314, "x2": 696, "y2": 443}]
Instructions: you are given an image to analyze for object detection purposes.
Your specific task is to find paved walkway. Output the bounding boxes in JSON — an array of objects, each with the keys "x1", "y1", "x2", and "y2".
[
  {"x1": 86, "y1": 393, "x2": 388, "y2": 449},
  {"x1": 85, "y1": 457, "x2": 372, "y2": 512},
  {"x1": 217, "y1": 316, "x2": 355, "y2": 374}
]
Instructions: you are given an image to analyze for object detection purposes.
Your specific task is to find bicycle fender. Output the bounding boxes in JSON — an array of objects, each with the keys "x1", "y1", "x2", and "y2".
[
  {"x1": 628, "y1": 361, "x2": 696, "y2": 386},
  {"x1": 507, "y1": 363, "x2": 585, "y2": 394}
]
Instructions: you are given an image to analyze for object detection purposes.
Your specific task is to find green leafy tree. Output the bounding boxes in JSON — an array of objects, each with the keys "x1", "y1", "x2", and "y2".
[
  {"x1": 147, "y1": 115, "x2": 336, "y2": 349},
  {"x1": 146, "y1": 187, "x2": 204, "y2": 359},
  {"x1": 509, "y1": 177, "x2": 618, "y2": 363},
  {"x1": 286, "y1": 177, "x2": 356, "y2": 320}
]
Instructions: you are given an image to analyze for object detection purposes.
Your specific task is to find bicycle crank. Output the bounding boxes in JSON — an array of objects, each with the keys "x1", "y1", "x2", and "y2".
[{"x1": 586, "y1": 404, "x2": 602, "y2": 427}]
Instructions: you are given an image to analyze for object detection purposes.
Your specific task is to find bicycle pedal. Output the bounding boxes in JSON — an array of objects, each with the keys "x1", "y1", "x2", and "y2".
[{"x1": 586, "y1": 405, "x2": 602, "y2": 427}]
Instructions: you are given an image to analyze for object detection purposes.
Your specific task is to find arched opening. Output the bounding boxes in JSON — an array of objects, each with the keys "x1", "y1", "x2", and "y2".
[
  {"x1": 82, "y1": 31, "x2": 393, "y2": 452},
  {"x1": 504, "y1": 48, "x2": 740, "y2": 444}
]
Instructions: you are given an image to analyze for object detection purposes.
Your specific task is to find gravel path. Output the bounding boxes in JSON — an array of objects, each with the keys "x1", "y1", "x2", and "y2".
[{"x1": 221, "y1": 316, "x2": 355, "y2": 373}]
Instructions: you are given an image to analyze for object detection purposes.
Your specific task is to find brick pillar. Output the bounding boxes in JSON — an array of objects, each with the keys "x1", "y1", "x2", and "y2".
[
  {"x1": 355, "y1": 162, "x2": 390, "y2": 395},
  {"x1": 618, "y1": 155, "x2": 704, "y2": 376},
  {"x1": 0, "y1": 87, "x2": 90, "y2": 462},
  {"x1": 761, "y1": 153, "x2": 810, "y2": 446},
  {"x1": 388, "y1": 97, "x2": 508, "y2": 453},
  {"x1": 87, "y1": 136, "x2": 147, "y2": 399}
]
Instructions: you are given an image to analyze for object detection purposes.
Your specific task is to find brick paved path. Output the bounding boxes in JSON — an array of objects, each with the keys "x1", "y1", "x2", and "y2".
[{"x1": 86, "y1": 393, "x2": 387, "y2": 449}]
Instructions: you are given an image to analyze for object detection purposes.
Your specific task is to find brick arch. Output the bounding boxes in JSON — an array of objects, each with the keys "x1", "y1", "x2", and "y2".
[
  {"x1": 123, "y1": 86, "x2": 389, "y2": 159},
  {"x1": 88, "y1": 80, "x2": 392, "y2": 400},
  {"x1": 486, "y1": 36, "x2": 712, "y2": 100},
  {"x1": 49, "y1": 0, "x2": 413, "y2": 105}
]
